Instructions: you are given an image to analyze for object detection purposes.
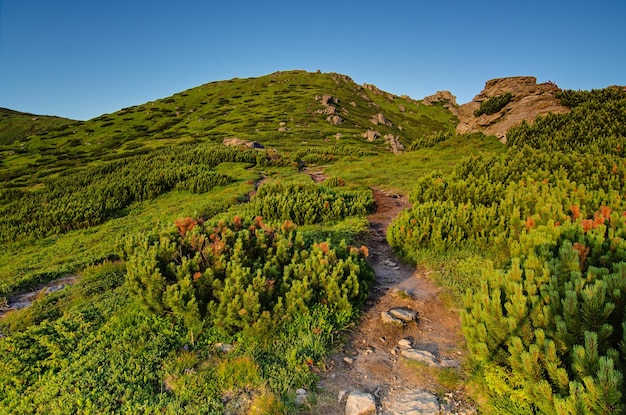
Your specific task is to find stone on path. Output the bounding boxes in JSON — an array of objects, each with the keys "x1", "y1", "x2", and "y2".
[
  {"x1": 381, "y1": 311, "x2": 404, "y2": 326},
  {"x1": 384, "y1": 390, "x2": 440, "y2": 415},
  {"x1": 400, "y1": 349, "x2": 439, "y2": 367},
  {"x1": 389, "y1": 308, "x2": 418, "y2": 323},
  {"x1": 345, "y1": 391, "x2": 377, "y2": 415}
]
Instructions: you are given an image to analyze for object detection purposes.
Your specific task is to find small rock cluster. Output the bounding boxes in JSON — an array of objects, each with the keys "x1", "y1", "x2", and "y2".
[{"x1": 315, "y1": 94, "x2": 344, "y2": 125}]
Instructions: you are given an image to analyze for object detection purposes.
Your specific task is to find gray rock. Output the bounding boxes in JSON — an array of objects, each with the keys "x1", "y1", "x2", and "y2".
[
  {"x1": 398, "y1": 339, "x2": 412, "y2": 349},
  {"x1": 389, "y1": 308, "x2": 418, "y2": 323},
  {"x1": 345, "y1": 391, "x2": 376, "y2": 415},
  {"x1": 384, "y1": 390, "x2": 440, "y2": 415},
  {"x1": 324, "y1": 105, "x2": 338, "y2": 115},
  {"x1": 401, "y1": 349, "x2": 439, "y2": 367},
  {"x1": 371, "y1": 112, "x2": 392, "y2": 127},
  {"x1": 384, "y1": 134, "x2": 405, "y2": 154},
  {"x1": 381, "y1": 311, "x2": 404, "y2": 326},
  {"x1": 295, "y1": 388, "x2": 307, "y2": 406}
]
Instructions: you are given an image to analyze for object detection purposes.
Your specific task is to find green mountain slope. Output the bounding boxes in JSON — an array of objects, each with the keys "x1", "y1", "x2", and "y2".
[{"x1": 0, "y1": 70, "x2": 457, "y2": 189}]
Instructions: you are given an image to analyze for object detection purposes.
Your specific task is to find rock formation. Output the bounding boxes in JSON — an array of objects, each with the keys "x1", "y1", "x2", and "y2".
[
  {"x1": 421, "y1": 90, "x2": 459, "y2": 117},
  {"x1": 456, "y1": 76, "x2": 569, "y2": 142}
]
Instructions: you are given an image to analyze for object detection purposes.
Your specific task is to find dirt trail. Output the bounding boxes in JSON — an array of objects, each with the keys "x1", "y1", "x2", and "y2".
[{"x1": 309, "y1": 188, "x2": 472, "y2": 414}]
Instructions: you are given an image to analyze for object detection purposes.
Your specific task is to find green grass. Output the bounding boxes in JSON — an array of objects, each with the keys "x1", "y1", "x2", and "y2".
[{"x1": 324, "y1": 133, "x2": 505, "y2": 194}]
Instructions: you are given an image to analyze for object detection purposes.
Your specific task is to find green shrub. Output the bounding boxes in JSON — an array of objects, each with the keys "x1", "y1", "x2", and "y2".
[
  {"x1": 474, "y1": 92, "x2": 514, "y2": 116},
  {"x1": 123, "y1": 216, "x2": 373, "y2": 336}
]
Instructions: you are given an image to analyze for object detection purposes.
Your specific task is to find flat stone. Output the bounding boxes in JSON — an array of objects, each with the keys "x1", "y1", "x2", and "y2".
[
  {"x1": 381, "y1": 311, "x2": 404, "y2": 326},
  {"x1": 345, "y1": 391, "x2": 376, "y2": 415},
  {"x1": 389, "y1": 308, "x2": 418, "y2": 322},
  {"x1": 401, "y1": 349, "x2": 439, "y2": 367},
  {"x1": 384, "y1": 390, "x2": 440, "y2": 415}
]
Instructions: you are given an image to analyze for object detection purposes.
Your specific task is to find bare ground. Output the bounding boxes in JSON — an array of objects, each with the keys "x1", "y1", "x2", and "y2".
[{"x1": 307, "y1": 188, "x2": 474, "y2": 414}]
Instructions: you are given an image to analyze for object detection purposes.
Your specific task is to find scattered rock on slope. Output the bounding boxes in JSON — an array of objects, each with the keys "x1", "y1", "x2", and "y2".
[
  {"x1": 384, "y1": 134, "x2": 405, "y2": 154},
  {"x1": 455, "y1": 76, "x2": 569, "y2": 142},
  {"x1": 362, "y1": 129, "x2": 381, "y2": 142},
  {"x1": 223, "y1": 137, "x2": 264, "y2": 149},
  {"x1": 371, "y1": 112, "x2": 393, "y2": 127}
]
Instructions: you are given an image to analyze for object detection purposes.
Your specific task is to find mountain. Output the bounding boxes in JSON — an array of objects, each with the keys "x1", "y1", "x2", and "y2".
[{"x1": 0, "y1": 70, "x2": 457, "y2": 188}]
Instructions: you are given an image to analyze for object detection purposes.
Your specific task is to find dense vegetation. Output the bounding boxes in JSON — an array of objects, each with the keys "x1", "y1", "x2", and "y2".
[
  {"x1": 474, "y1": 92, "x2": 514, "y2": 116},
  {"x1": 390, "y1": 88, "x2": 626, "y2": 413}
]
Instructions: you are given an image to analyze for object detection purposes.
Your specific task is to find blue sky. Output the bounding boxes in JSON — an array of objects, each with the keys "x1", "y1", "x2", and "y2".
[{"x1": 1, "y1": 0, "x2": 624, "y2": 120}]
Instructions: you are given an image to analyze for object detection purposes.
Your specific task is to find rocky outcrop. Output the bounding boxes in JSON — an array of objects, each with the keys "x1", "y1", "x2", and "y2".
[
  {"x1": 223, "y1": 137, "x2": 264, "y2": 149},
  {"x1": 422, "y1": 90, "x2": 459, "y2": 117},
  {"x1": 456, "y1": 76, "x2": 569, "y2": 142}
]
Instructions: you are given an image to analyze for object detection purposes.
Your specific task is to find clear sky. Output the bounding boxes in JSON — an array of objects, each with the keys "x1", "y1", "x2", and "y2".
[{"x1": 1, "y1": 0, "x2": 624, "y2": 121}]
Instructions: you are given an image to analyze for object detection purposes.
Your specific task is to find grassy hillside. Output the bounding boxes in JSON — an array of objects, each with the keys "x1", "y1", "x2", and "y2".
[
  {"x1": 5, "y1": 72, "x2": 624, "y2": 413},
  {"x1": 0, "y1": 108, "x2": 74, "y2": 147},
  {"x1": 1, "y1": 70, "x2": 456, "y2": 190}
]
